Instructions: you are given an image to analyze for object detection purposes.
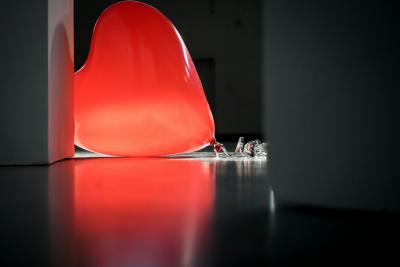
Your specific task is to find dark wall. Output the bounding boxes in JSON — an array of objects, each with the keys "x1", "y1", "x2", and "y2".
[
  {"x1": 75, "y1": 0, "x2": 262, "y2": 136},
  {"x1": 263, "y1": 0, "x2": 400, "y2": 211},
  {"x1": 1, "y1": 1, "x2": 52, "y2": 164}
]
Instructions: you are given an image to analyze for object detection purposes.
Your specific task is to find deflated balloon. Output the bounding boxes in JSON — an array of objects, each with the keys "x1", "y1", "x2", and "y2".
[{"x1": 74, "y1": 1, "x2": 215, "y2": 156}]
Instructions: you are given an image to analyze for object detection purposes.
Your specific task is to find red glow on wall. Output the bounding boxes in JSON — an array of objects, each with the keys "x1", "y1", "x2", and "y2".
[
  {"x1": 74, "y1": 1, "x2": 215, "y2": 156},
  {"x1": 73, "y1": 158, "x2": 215, "y2": 267}
]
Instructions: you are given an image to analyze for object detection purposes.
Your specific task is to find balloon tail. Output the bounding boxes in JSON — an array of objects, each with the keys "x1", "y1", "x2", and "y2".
[{"x1": 210, "y1": 138, "x2": 230, "y2": 157}]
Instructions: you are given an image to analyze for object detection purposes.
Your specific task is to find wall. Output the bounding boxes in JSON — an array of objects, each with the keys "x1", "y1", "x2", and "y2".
[
  {"x1": 0, "y1": 0, "x2": 74, "y2": 165},
  {"x1": 263, "y1": 0, "x2": 400, "y2": 211},
  {"x1": 48, "y1": 0, "x2": 75, "y2": 163}
]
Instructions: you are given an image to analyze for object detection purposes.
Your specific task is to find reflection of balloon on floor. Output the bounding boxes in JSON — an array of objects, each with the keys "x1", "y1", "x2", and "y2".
[
  {"x1": 74, "y1": 1, "x2": 215, "y2": 156},
  {"x1": 73, "y1": 158, "x2": 215, "y2": 267}
]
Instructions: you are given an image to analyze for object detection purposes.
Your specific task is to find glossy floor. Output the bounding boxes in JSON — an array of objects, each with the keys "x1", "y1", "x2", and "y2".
[{"x1": 1, "y1": 151, "x2": 399, "y2": 267}]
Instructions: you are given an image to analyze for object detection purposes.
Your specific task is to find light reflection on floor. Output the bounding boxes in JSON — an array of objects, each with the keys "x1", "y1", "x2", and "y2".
[
  {"x1": 46, "y1": 151, "x2": 268, "y2": 267},
  {"x1": 73, "y1": 158, "x2": 214, "y2": 267}
]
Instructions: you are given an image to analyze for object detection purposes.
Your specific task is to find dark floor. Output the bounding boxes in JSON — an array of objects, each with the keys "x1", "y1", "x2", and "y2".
[{"x1": 1, "y1": 148, "x2": 399, "y2": 267}]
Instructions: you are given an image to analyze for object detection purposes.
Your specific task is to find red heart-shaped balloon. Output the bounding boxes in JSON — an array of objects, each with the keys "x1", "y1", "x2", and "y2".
[{"x1": 75, "y1": 1, "x2": 215, "y2": 156}]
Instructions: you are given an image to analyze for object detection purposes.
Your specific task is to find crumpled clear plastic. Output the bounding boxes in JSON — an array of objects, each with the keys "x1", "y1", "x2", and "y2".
[
  {"x1": 212, "y1": 137, "x2": 268, "y2": 159},
  {"x1": 234, "y1": 137, "x2": 245, "y2": 155},
  {"x1": 243, "y1": 140, "x2": 267, "y2": 158},
  {"x1": 234, "y1": 137, "x2": 268, "y2": 158}
]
